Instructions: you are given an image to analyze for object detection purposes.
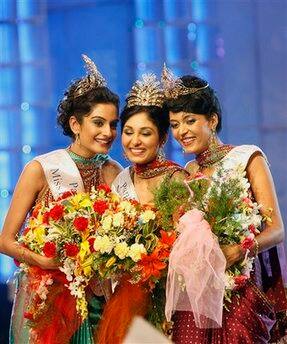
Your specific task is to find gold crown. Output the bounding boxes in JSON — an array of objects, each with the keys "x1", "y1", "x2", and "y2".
[
  {"x1": 161, "y1": 64, "x2": 209, "y2": 100},
  {"x1": 126, "y1": 73, "x2": 164, "y2": 108},
  {"x1": 74, "y1": 54, "x2": 107, "y2": 98}
]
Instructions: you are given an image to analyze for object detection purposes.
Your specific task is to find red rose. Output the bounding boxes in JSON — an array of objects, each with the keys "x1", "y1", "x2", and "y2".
[
  {"x1": 88, "y1": 237, "x2": 96, "y2": 252},
  {"x1": 248, "y1": 224, "x2": 257, "y2": 235},
  {"x1": 241, "y1": 235, "x2": 254, "y2": 251},
  {"x1": 73, "y1": 217, "x2": 89, "y2": 231},
  {"x1": 42, "y1": 211, "x2": 50, "y2": 224},
  {"x1": 93, "y1": 200, "x2": 109, "y2": 215},
  {"x1": 64, "y1": 243, "x2": 79, "y2": 257},
  {"x1": 234, "y1": 275, "x2": 248, "y2": 289},
  {"x1": 98, "y1": 184, "x2": 111, "y2": 193},
  {"x1": 43, "y1": 242, "x2": 57, "y2": 258},
  {"x1": 24, "y1": 312, "x2": 34, "y2": 320},
  {"x1": 57, "y1": 190, "x2": 75, "y2": 201},
  {"x1": 49, "y1": 204, "x2": 64, "y2": 221}
]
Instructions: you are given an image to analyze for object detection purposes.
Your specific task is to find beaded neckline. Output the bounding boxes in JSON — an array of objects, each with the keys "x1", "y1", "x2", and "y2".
[
  {"x1": 67, "y1": 148, "x2": 109, "y2": 166},
  {"x1": 133, "y1": 156, "x2": 180, "y2": 179},
  {"x1": 196, "y1": 144, "x2": 234, "y2": 169}
]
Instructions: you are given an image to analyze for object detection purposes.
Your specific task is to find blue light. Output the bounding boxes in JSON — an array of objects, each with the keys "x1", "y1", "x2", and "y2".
[
  {"x1": 21, "y1": 102, "x2": 30, "y2": 111},
  {"x1": 135, "y1": 19, "x2": 144, "y2": 29},
  {"x1": 22, "y1": 144, "x2": 31, "y2": 154},
  {"x1": 0, "y1": 189, "x2": 9, "y2": 198},
  {"x1": 137, "y1": 62, "x2": 146, "y2": 71},
  {"x1": 188, "y1": 23, "x2": 197, "y2": 32},
  {"x1": 190, "y1": 60, "x2": 199, "y2": 70},
  {"x1": 188, "y1": 32, "x2": 197, "y2": 41}
]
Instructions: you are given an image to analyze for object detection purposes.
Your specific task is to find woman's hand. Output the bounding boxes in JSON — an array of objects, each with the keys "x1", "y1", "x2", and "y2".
[
  {"x1": 220, "y1": 244, "x2": 244, "y2": 269},
  {"x1": 36, "y1": 255, "x2": 60, "y2": 270}
]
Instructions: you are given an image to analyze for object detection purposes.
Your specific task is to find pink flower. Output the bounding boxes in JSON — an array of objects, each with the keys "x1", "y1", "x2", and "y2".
[
  {"x1": 242, "y1": 197, "x2": 253, "y2": 208},
  {"x1": 241, "y1": 235, "x2": 255, "y2": 251},
  {"x1": 248, "y1": 224, "x2": 257, "y2": 235}
]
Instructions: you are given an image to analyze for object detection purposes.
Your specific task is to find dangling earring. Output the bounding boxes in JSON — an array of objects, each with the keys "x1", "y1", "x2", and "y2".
[
  {"x1": 158, "y1": 146, "x2": 166, "y2": 160},
  {"x1": 76, "y1": 133, "x2": 81, "y2": 146},
  {"x1": 208, "y1": 128, "x2": 218, "y2": 152}
]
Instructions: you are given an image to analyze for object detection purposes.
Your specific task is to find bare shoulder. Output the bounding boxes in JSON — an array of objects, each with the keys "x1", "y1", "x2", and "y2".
[
  {"x1": 22, "y1": 160, "x2": 45, "y2": 184},
  {"x1": 246, "y1": 151, "x2": 268, "y2": 175},
  {"x1": 13, "y1": 160, "x2": 46, "y2": 197},
  {"x1": 102, "y1": 159, "x2": 123, "y2": 185}
]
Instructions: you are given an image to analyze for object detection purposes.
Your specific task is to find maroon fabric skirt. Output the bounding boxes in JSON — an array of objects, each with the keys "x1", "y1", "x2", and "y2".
[{"x1": 172, "y1": 282, "x2": 275, "y2": 344}]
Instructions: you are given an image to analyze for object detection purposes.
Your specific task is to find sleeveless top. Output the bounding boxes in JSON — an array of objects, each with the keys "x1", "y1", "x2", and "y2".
[{"x1": 189, "y1": 144, "x2": 287, "y2": 312}]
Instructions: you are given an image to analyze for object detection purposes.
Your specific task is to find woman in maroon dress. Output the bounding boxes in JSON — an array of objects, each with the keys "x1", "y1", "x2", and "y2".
[{"x1": 162, "y1": 66, "x2": 287, "y2": 343}]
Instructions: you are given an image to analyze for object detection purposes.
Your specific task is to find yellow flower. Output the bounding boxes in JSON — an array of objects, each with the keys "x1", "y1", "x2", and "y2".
[
  {"x1": 118, "y1": 200, "x2": 136, "y2": 215},
  {"x1": 113, "y1": 212, "x2": 124, "y2": 227},
  {"x1": 34, "y1": 226, "x2": 46, "y2": 244},
  {"x1": 70, "y1": 193, "x2": 91, "y2": 210},
  {"x1": 94, "y1": 235, "x2": 113, "y2": 254},
  {"x1": 79, "y1": 241, "x2": 90, "y2": 261},
  {"x1": 77, "y1": 298, "x2": 88, "y2": 319},
  {"x1": 106, "y1": 256, "x2": 117, "y2": 268},
  {"x1": 111, "y1": 193, "x2": 120, "y2": 203},
  {"x1": 114, "y1": 242, "x2": 129, "y2": 259},
  {"x1": 81, "y1": 256, "x2": 93, "y2": 276},
  {"x1": 128, "y1": 243, "x2": 146, "y2": 262},
  {"x1": 101, "y1": 215, "x2": 113, "y2": 231},
  {"x1": 140, "y1": 210, "x2": 155, "y2": 223}
]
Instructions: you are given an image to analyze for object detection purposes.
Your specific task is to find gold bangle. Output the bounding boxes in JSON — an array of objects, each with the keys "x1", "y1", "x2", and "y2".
[
  {"x1": 19, "y1": 245, "x2": 27, "y2": 263},
  {"x1": 252, "y1": 238, "x2": 259, "y2": 257}
]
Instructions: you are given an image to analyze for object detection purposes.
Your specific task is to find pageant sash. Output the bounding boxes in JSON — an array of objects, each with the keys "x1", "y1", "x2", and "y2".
[
  {"x1": 111, "y1": 167, "x2": 139, "y2": 201},
  {"x1": 34, "y1": 149, "x2": 85, "y2": 200}
]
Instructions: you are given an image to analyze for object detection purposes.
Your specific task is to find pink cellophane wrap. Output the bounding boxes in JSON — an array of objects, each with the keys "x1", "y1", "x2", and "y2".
[{"x1": 165, "y1": 209, "x2": 226, "y2": 328}]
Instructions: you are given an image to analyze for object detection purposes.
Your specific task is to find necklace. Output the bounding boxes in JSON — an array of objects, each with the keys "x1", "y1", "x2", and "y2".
[
  {"x1": 196, "y1": 144, "x2": 234, "y2": 168},
  {"x1": 67, "y1": 148, "x2": 109, "y2": 167},
  {"x1": 133, "y1": 156, "x2": 180, "y2": 179}
]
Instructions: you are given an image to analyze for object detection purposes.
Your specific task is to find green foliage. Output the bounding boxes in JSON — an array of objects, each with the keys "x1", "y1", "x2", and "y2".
[{"x1": 153, "y1": 176, "x2": 190, "y2": 230}]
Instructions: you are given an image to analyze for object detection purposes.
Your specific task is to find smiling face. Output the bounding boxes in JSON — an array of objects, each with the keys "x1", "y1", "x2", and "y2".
[
  {"x1": 122, "y1": 111, "x2": 161, "y2": 165},
  {"x1": 70, "y1": 103, "x2": 118, "y2": 157},
  {"x1": 169, "y1": 111, "x2": 218, "y2": 155}
]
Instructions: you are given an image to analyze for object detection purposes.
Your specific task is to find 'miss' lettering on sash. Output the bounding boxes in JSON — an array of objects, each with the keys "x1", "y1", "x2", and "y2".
[{"x1": 34, "y1": 149, "x2": 85, "y2": 199}]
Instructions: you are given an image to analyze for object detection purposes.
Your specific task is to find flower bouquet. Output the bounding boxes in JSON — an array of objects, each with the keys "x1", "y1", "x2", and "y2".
[
  {"x1": 154, "y1": 164, "x2": 266, "y2": 327},
  {"x1": 18, "y1": 184, "x2": 175, "y2": 342}
]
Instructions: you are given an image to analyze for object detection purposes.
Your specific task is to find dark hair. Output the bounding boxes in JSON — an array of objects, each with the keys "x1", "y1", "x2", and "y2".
[
  {"x1": 57, "y1": 80, "x2": 119, "y2": 138},
  {"x1": 120, "y1": 104, "x2": 169, "y2": 143},
  {"x1": 165, "y1": 75, "x2": 222, "y2": 132}
]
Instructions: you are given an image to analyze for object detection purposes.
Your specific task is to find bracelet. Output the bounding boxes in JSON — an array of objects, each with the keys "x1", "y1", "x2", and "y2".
[
  {"x1": 19, "y1": 245, "x2": 27, "y2": 263},
  {"x1": 252, "y1": 238, "x2": 259, "y2": 257}
]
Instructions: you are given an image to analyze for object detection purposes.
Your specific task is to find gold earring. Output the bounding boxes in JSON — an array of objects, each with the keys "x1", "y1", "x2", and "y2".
[
  {"x1": 76, "y1": 133, "x2": 80, "y2": 145},
  {"x1": 208, "y1": 128, "x2": 218, "y2": 151},
  {"x1": 158, "y1": 146, "x2": 166, "y2": 160}
]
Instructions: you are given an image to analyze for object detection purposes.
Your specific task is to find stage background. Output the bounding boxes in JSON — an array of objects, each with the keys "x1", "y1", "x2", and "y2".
[{"x1": 0, "y1": 0, "x2": 286, "y2": 341}]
